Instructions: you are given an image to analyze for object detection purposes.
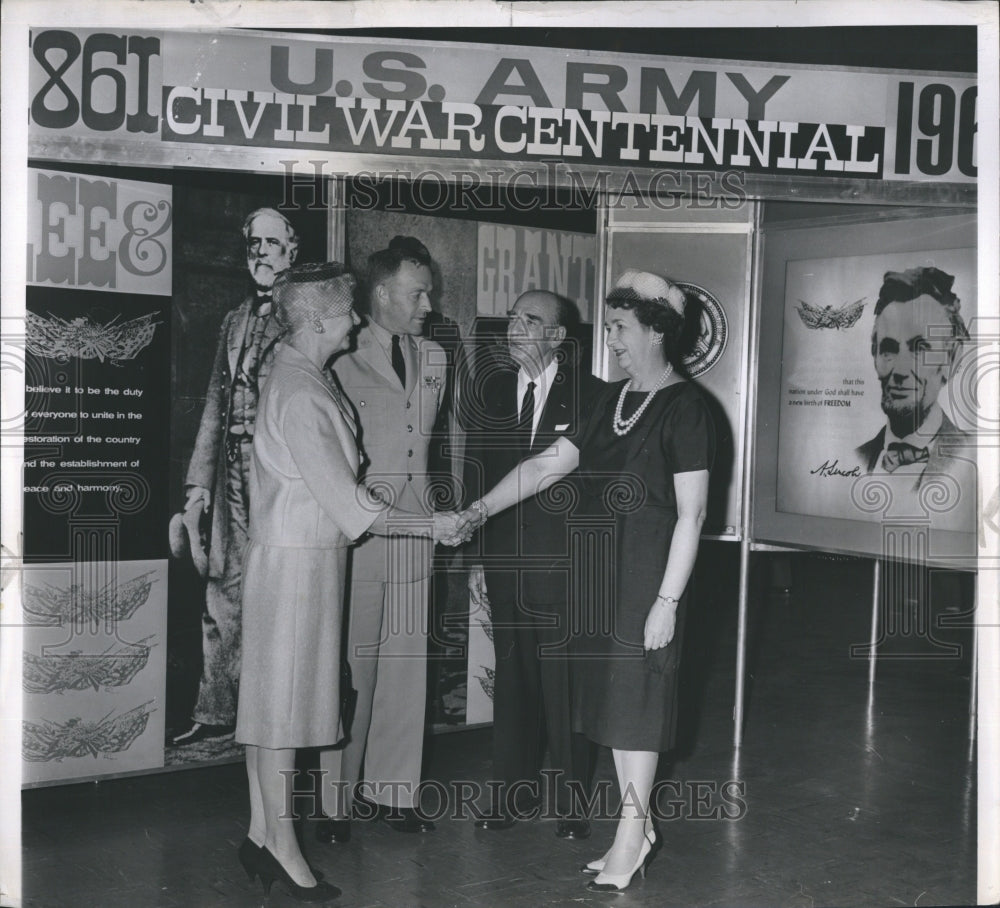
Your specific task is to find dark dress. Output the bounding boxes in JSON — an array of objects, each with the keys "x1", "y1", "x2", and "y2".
[{"x1": 571, "y1": 380, "x2": 714, "y2": 752}]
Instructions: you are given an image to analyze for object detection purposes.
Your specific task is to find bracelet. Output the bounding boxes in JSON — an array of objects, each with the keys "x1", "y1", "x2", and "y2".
[
  {"x1": 470, "y1": 499, "x2": 489, "y2": 524},
  {"x1": 656, "y1": 595, "x2": 679, "y2": 607}
]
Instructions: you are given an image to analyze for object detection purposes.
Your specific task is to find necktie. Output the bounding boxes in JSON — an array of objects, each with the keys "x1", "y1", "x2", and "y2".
[
  {"x1": 882, "y1": 442, "x2": 929, "y2": 473},
  {"x1": 519, "y1": 381, "x2": 536, "y2": 447},
  {"x1": 253, "y1": 292, "x2": 272, "y2": 317},
  {"x1": 391, "y1": 334, "x2": 406, "y2": 387}
]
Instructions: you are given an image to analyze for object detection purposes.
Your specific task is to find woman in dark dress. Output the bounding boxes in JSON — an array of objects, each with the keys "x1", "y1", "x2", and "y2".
[{"x1": 461, "y1": 270, "x2": 713, "y2": 892}]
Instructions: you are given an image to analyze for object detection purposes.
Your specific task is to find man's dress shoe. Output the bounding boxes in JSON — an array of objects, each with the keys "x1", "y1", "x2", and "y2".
[
  {"x1": 474, "y1": 814, "x2": 517, "y2": 831},
  {"x1": 168, "y1": 722, "x2": 234, "y2": 746},
  {"x1": 555, "y1": 818, "x2": 591, "y2": 839},
  {"x1": 315, "y1": 818, "x2": 351, "y2": 843},
  {"x1": 474, "y1": 795, "x2": 541, "y2": 830}
]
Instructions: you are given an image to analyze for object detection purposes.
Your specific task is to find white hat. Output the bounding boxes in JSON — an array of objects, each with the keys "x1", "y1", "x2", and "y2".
[{"x1": 608, "y1": 270, "x2": 686, "y2": 315}]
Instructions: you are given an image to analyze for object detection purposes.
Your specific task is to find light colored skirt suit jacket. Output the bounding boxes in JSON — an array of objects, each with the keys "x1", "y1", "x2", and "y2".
[{"x1": 236, "y1": 343, "x2": 382, "y2": 749}]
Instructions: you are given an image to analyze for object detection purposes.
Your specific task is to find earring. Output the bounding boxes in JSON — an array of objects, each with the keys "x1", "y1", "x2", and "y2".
[
  {"x1": 650, "y1": 333, "x2": 663, "y2": 346},
  {"x1": 312, "y1": 315, "x2": 325, "y2": 333}
]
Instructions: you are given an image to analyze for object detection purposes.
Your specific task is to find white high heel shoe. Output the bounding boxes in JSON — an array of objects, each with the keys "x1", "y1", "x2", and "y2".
[
  {"x1": 579, "y1": 824, "x2": 657, "y2": 876},
  {"x1": 586, "y1": 833, "x2": 654, "y2": 893}
]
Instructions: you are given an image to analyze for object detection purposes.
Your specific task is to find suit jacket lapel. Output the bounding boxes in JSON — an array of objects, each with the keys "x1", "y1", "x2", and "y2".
[
  {"x1": 227, "y1": 298, "x2": 286, "y2": 375},
  {"x1": 471, "y1": 368, "x2": 518, "y2": 433},
  {"x1": 227, "y1": 300, "x2": 252, "y2": 376},
  {"x1": 867, "y1": 427, "x2": 887, "y2": 471},
  {"x1": 536, "y1": 363, "x2": 573, "y2": 433},
  {"x1": 496, "y1": 370, "x2": 524, "y2": 467},
  {"x1": 924, "y1": 415, "x2": 966, "y2": 476},
  {"x1": 259, "y1": 309, "x2": 286, "y2": 358},
  {"x1": 489, "y1": 368, "x2": 514, "y2": 422}
]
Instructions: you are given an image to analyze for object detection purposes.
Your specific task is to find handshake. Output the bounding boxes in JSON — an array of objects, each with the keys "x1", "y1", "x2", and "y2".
[{"x1": 431, "y1": 500, "x2": 489, "y2": 546}]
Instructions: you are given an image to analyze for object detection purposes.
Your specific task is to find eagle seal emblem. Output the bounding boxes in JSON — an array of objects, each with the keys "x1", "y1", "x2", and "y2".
[{"x1": 678, "y1": 282, "x2": 728, "y2": 378}]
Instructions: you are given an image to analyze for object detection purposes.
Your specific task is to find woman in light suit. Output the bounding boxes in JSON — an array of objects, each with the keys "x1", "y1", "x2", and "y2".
[{"x1": 234, "y1": 262, "x2": 460, "y2": 902}]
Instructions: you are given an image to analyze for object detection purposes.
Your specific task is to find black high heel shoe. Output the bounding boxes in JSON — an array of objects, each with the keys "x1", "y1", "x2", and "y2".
[
  {"x1": 238, "y1": 837, "x2": 326, "y2": 883},
  {"x1": 237, "y1": 838, "x2": 260, "y2": 881},
  {"x1": 256, "y1": 845, "x2": 341, "y2": 902}
]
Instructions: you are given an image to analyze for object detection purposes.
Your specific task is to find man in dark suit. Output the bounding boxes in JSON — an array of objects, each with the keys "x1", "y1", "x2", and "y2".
[
  {"x1": 463, "y1": 290, "x2": 602, "y2": 838},
  {"x1": 171, "y1": 207, "x2": 297, "y2": 745},
  {"x1": 853, "y1": 266, "x2": 975, "y2": 529}
]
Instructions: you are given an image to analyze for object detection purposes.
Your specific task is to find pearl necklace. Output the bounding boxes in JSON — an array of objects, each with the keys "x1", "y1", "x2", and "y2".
[{"x1": 612, "y1": 365, "x2": 674, "y2": 436}]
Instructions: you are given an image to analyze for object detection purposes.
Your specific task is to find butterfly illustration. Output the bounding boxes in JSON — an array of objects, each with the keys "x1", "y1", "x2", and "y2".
[{"x1": 795, "y1": 298, "x2": 866, "y2": 330}]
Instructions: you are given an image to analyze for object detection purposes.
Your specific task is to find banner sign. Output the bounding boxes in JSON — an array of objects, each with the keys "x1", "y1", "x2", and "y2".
[{"x1": 27, "y1": 29, "x2": 977, "y2": 184}]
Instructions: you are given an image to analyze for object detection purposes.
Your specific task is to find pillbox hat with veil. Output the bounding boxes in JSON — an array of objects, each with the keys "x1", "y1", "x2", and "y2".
[{"x1": 273, "y1": 261, "x2": 357, "y2": 330}]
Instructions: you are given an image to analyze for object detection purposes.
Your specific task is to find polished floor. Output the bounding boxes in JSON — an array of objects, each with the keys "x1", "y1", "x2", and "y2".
[{"x1": 21, "y1": 549, "x2": 976, "y2": 907}]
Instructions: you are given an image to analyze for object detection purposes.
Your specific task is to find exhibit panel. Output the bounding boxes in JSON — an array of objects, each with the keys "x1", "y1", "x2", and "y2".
[
  {"x1": 21, "y1": 561, "x2": 167, "y2": 785},
  {"x1": 21, "y1": 168, "x2": 173, "y2": 784},
  {"x1": 754, "y1": 210, "x2": 979, "y2": 567}
]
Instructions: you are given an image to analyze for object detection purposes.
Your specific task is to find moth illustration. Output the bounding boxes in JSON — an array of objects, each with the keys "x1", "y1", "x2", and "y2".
[
  {"x1": 22, "y1": 701, "x2": 155, "y2": 762},
  {"x1": 795, "y1": 298, "x2": 866, "y2": 330},
  {"x1": 23, "y1": 571, "x2": 157, "y2": 627},
  {"x1": 26, "y1": 311, "x2": 160, "y2": 365},
  {"x1": 23, "y1": 636, "x2": 154, "y2": 694}
]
